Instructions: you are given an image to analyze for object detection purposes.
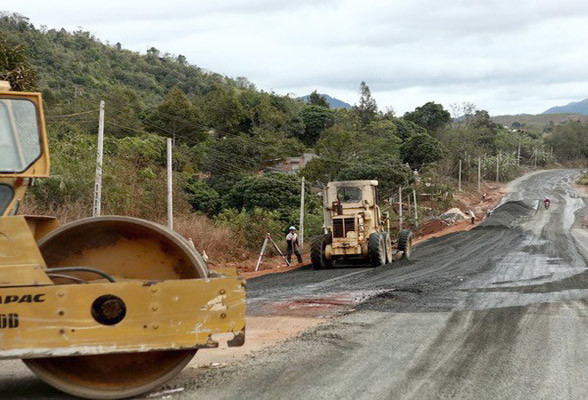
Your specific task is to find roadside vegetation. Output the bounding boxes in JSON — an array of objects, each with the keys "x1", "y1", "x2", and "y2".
[
  {"x1": 1, "y1": 12, "x2": 586, "y2": 261},
  {"x1": 576, "y1": 171, "x2": 588, "y2": 186}
]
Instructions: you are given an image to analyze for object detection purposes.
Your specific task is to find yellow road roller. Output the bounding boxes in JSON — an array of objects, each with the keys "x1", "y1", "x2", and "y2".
[{"x1": 0, "y1": 82, "x2": 246, "y2": 399}]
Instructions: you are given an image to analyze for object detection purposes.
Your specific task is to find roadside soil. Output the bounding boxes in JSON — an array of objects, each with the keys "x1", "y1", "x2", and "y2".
[
  {"x1": 228, "y1": 179, "x2": 510, "y2": 277},
  {"x1": 193, "y1": 179, "x2": 510, "y2": 369}
]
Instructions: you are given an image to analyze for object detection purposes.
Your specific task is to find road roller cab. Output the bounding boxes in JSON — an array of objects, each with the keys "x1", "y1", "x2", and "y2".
[
  {"x1": 311, "y1": 180, "x2": 412, "y2": 269},
  {"x1": 0, "y1": 82, "x2": 246, "y2": 399}
]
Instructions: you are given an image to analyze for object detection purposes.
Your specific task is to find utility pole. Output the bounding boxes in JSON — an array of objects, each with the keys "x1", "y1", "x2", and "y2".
[
  {"x1": 407, "y1": 193, "x2": 411, "y2": 217},
  {"x1": 299, "y1": 177, "x2": 305, "y2": 246},
  {"x1": 458, "y1": 159, "x2": 462, "y2": 191},
  {"x1": 534, "y1": 148, "x2": 538, "y2": 167},
  {"x1": 413, "y1": 190, "x2": 418, "y2": 229},
  {"x1": 477, "y1": 156, "x2": 481, "y2": 192},
  {"x1": 517, "y1": 141, "x2": 521, "y2": 166},
  {"x1": 92, "y1": 100, "x2": 105, "y2": 217},
  {"x1": 496, "y1": 152, "x2": 500, "y2": 182},
  {"x1": 167, "y1": 138, "x2": 173, "y2": 230},
  {"x1": 398, "y1": 186, "x2": 403, "y2": 230}
]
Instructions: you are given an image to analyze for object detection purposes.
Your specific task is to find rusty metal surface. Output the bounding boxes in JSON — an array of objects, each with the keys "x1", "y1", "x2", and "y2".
[
  {"x1": 0, "y1": 216, "x2": 52, "y2": 287},
  {"x1": 24, "y1": 215, "x2": 60, "y2": 242},
  {"x1": 0, "y1": 214, "x2": 246, "y2": 357},
  {"x1": 38, "y1": 216, "x2": 209, "y2": 282}
]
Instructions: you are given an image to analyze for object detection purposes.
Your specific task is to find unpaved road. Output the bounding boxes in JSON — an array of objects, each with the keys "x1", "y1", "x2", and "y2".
[{"x1": 2, "y1": 169, "x2": 588, "y2": 399}]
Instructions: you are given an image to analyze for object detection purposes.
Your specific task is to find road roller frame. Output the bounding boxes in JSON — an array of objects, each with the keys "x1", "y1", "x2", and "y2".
[
  {"x1": 0, "y1": 255, "x2": 246, "y2": 358},
  {"x1": 0, "y1": 216, "x2": 246, "y2": 358},
  {"x1": 0, "y1": 83, "x2": 246, "y2": 397}
]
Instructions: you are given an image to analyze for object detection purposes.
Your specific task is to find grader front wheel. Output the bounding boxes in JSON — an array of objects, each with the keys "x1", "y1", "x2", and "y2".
[
  {"x1": 311, "y1": 234, "x2": 333, "y2": 270},
  {"x1": 23, "y1": 216, "x2": 208, "y2": 399},
  {"x1": 368, "y1": 233, "x2": 386, "y2": 267}
]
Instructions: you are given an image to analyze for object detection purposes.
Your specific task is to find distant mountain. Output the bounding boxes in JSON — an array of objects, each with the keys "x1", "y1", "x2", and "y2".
[
  {"x1": 543, "y1": 98, "x2": 588, "y2": 115},
  {"x1": 491, "y1": 113, "x2": 588, "y2": 128},
  {"x1": 300, "y1": 93, "x2": 352, "y2": 109}
]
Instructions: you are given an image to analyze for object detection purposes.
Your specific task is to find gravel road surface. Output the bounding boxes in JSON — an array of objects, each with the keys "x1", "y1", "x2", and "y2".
[{"x1": 2, "y1": 169, "x2": 587, "y2": 399}]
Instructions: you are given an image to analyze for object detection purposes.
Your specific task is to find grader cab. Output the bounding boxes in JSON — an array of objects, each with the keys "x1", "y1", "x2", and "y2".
[
  {"x1": 0, "y1": 83, "x2": 246, "y2": 399},
  {"x1": 311, "y1": 180, "x2": 412, "y2": 269}
]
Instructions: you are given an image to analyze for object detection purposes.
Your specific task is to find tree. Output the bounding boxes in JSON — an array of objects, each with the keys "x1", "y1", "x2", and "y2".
[
  {"x1": 143, "y1": 87, "x2": 206, "y2": 144},
  {"x1": 393, "y1": 118, "x2": 427, "y2": 140},
  {"x1": 308, "y1": 90, "x2": 329, "y2": 108},
  {"x1": 184, "y1": 179, "x2": 222, "y2": 216},
  {"x1": 103, "y1": 87, "x2": 145, "y2": 138},
  {"x1": 467, "y1": 110, "x2": 501, "y2": 152},
  {"x1": 300, "y1": 105, "x2": 335, "y2": 145},
  {"x1": 356, "y1": 131, "x2": 402, "y2": 162},
  {"x1": 200, "y1": 84, "x2": 247, "y2": 135},
  {"x1": 311, "y1": 126, "x2": 360, "y2": 180},
  {"x1": 403, "y1": 102, "x2": 451, "y2": 134},
  {"x1": 547, "y1": 121, "x2": 588, "y2": 161},
  {"x1": 146, "y1": 47, "x2": 160, "y2": 59},
  {"x1": 201, "y1": 134, "x2": 263, "y2": 177},
  {"x1": 224, "y1": 173, "x2": 306, "y2": 223},
  {"x1": 354, "y1": 81, "x2": 378, "y2": 127},
  {"x1": 338, "y1": 161, "x2": 413, "y2": 199},
  {"x1": 0, "y1": 35, "x2": 37, "y2": 90},
  {"x1": 401, "y1": 133, "x2": 444, "y2": 169}
]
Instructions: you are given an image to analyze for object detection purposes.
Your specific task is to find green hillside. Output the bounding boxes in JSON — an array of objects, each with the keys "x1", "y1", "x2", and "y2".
[{"x1": 1, "y1": 12, "x2": 586, "y2": 257}]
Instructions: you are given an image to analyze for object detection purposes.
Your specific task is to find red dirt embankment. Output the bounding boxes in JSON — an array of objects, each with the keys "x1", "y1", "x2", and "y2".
[
  {"x1": 225, "y1": 180, "x2": 508, "y2": 278},
  {"x1": 193, "y1": 180, "x2": 510, "y2": 369},
  {"x1": 415, "y1": 181, "x2": 507, "y2": 244}
]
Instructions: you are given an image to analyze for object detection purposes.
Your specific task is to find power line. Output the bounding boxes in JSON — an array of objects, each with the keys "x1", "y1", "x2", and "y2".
[{"x1": 46, "y1": 110, "x2": 97, "y2": 119}]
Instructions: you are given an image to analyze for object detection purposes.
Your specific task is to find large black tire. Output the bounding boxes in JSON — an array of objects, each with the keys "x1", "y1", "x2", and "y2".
[
  {"x1": 311, "y1": 234, "x2": 333, "y2": 270},
  {"x1": 368, "y1": 232, "x2": 386, "y2": 267},
  {"x1": 397, "y1": 229, "x2": 413, "y2": 259},
  {"x1": 381, "y1": 232, "x2": 393, "y2": 264}
]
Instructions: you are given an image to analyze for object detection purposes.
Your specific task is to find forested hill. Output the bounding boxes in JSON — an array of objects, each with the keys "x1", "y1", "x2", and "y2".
[
  {"x1": 0, "y1": 12, "x2": 246, "y2": 107},
  {"x1": 1, "y1": 11, "x2": 583, "y2": 256},
  {"x1": 300, "y1": 93, "x2": 352, "y2": 109}
]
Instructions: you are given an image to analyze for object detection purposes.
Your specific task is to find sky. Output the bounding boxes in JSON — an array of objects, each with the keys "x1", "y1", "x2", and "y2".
[{"x1": 8, "y1": 0, "x2": 588, "y2": 115}]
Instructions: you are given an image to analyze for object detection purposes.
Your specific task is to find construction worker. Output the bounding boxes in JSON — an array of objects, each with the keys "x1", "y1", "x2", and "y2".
[
  {"x1": 469, "y1": 210, "x2": 476, "y2": 225},
  {"x1": 286, "y1": 226, "x2": 303, "y2": 264},
  {"x1": 544, "y1": 197, "x2": 551, "y2": 210}
]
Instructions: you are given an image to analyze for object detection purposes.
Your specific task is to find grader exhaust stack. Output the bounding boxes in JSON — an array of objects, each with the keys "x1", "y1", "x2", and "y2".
[{"x1": 0, "y1": 83, "x2": 246, "y2": 399}]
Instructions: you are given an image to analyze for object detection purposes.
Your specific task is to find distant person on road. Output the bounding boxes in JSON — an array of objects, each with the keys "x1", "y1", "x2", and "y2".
[
  {"x1": 286, "y1": 226, "x2": 303, "y2": 265},
  {"x1": 544, "y1": 198, "x2": 551, "y2": 210},
  {"x1": 469, "y1": 210, "x2": 476, "y2": 225}
]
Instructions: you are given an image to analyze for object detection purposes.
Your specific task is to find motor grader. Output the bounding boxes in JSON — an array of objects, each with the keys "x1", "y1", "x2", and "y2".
[
  {"x1": 311, "y1": 180, "x2": 412, "y2": 269},
  {"x1": 0, "y1": 82, "x2": 246, "y2": 399}
]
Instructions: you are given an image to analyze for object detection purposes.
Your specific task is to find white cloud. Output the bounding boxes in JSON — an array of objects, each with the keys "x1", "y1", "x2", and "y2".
[{"x1": 8, "y1": 0, "x2": 588, "y2": 114}]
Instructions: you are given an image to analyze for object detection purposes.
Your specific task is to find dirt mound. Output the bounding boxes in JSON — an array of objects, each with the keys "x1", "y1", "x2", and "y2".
[
  {"x1": 419, "y1": 219, "x2": 452, "y2": 236},
  {"x1": 440, "y1": 207, "x2": 468, "y2": 221},
  {"x1": 482, "y1": 200, "x2": 536, "y2": 227}
]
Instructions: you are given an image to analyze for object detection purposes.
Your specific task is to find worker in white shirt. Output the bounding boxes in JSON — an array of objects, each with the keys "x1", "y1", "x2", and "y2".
[
  {"x1": 469, "y1": 210, "x2": 475, "y2": 225},
  {"x1": 285, "y1": 226, "x2": 303, "y2": 264}
]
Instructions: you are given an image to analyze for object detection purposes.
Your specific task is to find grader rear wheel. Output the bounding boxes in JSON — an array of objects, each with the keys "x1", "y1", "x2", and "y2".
[
  {"x1": 24, "y1": 216, "x2": 207, "y2": 399},
  {"x1": 381, "y1": 232, "x2": 393, "y2": 264}
]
